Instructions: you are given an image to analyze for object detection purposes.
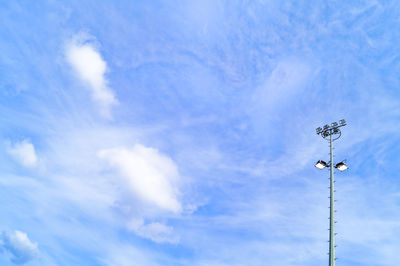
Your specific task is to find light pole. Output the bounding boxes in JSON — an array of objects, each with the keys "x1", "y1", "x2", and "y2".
[{"x1": 315, "y1": 119, "x2": 348, "y2": 266}]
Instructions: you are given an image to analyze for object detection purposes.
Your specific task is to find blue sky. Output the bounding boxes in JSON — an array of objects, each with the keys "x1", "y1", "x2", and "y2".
[{"x1": 1, "y1": 0, "x2": 400, "y2": 265}]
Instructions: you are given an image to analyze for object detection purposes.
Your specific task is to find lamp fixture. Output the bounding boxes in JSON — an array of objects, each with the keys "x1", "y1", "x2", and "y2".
[
  {"x1": 315, "y1": 160, "x2": 328, "y2": 170},
  {"x1": 335, "y1": 162, "x2": 348, "y2": 171}
]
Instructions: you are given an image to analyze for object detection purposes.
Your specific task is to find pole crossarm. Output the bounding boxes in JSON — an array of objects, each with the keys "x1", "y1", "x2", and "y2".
[{"x1": 316, "y1": 119, "x2": 346, "y2": 141}]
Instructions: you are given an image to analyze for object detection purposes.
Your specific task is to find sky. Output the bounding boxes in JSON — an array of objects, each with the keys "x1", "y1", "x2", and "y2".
[{"x1": 1, "y1": 0, "x2": 400, "y2": 265}]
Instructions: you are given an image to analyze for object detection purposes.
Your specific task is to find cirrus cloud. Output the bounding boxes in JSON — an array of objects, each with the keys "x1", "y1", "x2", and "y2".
[{"x1": 126, "y1": 218, "x2": 178, "y2": 244}]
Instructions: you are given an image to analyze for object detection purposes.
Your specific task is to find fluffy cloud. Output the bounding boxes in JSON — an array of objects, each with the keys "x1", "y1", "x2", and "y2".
[
  {"x1": 6, "y1": 139, "x2": 38, "y2": 168},
  {"x1": 0, "y1": 230, "x2": 38, "y2": 264},
  {"x1": 66, "y1": 36, "x2": 117, "y2": 117},
  {"x1": 98, "y1": 144, "x2": 182, "y2": 213}
]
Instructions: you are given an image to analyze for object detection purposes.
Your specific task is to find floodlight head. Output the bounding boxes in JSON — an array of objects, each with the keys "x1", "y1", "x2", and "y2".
[
  {"x1": 323, "y1": 124, "x2": 330, "y2": 130},
  {"x1": 331, "y1": 122, "x2": 338, "y2": 128},
  {"x1": 339, "y1": 119, "x2": 346, "y2": 126},
  {"x1": 316, "y1": 127, "x2": 322, "y2": 134},
  {"x1": 335, "y1": 161, "x2": 348, "y2": 171},
  {"x1": 315, "y1": 160, "x2": 328, "y2": 170}
]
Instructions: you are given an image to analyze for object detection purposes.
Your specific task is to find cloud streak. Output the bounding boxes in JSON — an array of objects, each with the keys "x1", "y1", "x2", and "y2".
[{"x1": 127, "y1": 218, "x2": 178, "y2": 244}]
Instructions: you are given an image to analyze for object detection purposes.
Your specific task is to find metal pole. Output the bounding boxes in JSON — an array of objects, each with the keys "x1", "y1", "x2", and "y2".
[
  {"x1": 316, "y1": 120, "x2": 346, "y2": 265},
  {"x1": 329, "y1": 133, "x2": 335, "y2": 266}
]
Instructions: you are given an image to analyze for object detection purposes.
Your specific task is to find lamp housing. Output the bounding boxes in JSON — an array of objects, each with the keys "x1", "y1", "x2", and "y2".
[
  {"x1": 315, "y1": 160, "x2": 328, "y2": 170},
  {"x1": 335, "y1": 161, "x2": 348, "y2": 171}
]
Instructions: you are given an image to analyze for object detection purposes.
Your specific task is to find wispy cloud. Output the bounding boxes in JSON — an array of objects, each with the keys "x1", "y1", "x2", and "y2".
[
  {"x1": 253, "y1": 58, "x2": 312, "y2": 110},
  {"x1": 2, "y1": 0, "x2": 400, "y2": 265},
  {"x1": 0, "y1": 230, "x2": 38, "y2": 265},
  {"x1": 127, "y1": 218, "x2": 178, "y2": 244},
  {"x1": 66, "y1": 34, "x2": 117, "y2": 118}
]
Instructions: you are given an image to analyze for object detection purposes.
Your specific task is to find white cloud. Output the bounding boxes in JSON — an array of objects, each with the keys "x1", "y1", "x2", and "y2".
[
  {"x1": 127, "y1": 218, "x2": 178, "y2": 244},
  {"x1": 1, "y1": 230, "x2": 38, "y2": 264},
  {"x1": 98, "y1": 144, "x2": 182, "y2": 213},
  {"x1": 66, "y1": 36, "x2": 117, "y2": 117},
  {"x1": 6, "y1": 139, "x2": 38, "y2": 168}
]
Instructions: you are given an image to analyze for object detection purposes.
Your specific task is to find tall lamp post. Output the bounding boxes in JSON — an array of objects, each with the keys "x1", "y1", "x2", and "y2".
[{"x1": 315, "y1": 119, "x2": 348, "y2": 266}]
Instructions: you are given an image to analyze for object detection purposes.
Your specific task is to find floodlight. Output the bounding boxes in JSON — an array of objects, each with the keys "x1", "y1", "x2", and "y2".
[
  {"x1": 331, "y1": 122, "x2": 338, "y2": 128},
  {"x1": 316, "y1": 127, "x2": 322, "y2": 134},
  {"x1": 335, "y1": 162, "x2": 348, "y2": 171},
  {"x1": 339, "y1": 119, "x2": 346, "y2": 126},
  {"x1": 315, "y1": 160, "x2": 328, "y2": 169},
  {"x1": 323, "y1": 124, "x2": 330, "y2": 130}
]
